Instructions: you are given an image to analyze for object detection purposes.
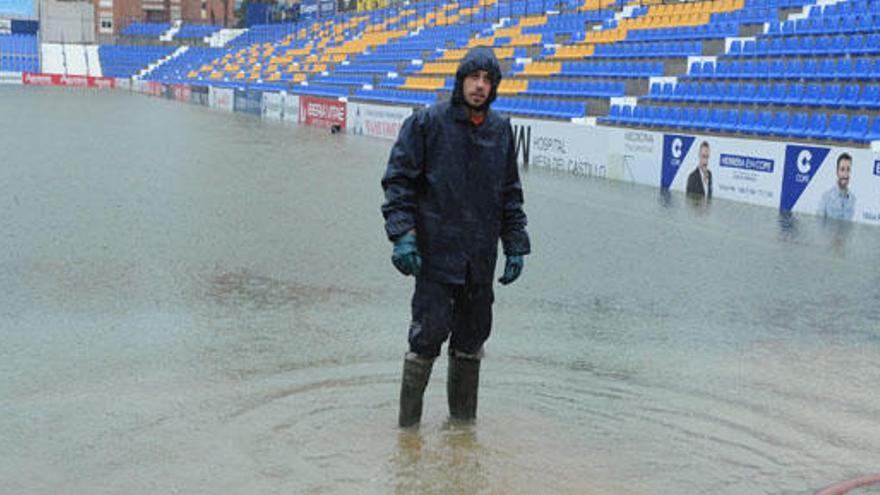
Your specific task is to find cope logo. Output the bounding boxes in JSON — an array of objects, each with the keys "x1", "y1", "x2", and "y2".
[
  {"x1": 797, "y1": 150, "x2": 812, "y2": 174},
  {"x1": 671, "y1": 138, "x2": 684, "y2": 159},
  {"x1": 661, "y1": 134, "x2": 694, "y2": 189},
  {"x1": 781, "y1": 145, "x2": 829, "y2": 211},
  {"x1": 795, "y1": 149, "x2": 813, "y2": 183}
]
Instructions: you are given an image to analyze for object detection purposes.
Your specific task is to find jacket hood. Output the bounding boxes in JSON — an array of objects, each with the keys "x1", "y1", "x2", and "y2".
[{"x1": 451, "y1": 46, "x2": 502, "y2": 112}]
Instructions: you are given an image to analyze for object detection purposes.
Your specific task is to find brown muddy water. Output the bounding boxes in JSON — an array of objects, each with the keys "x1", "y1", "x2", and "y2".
[{"x1": 2, "y1": 86, "x2": 879, "y2": 494}]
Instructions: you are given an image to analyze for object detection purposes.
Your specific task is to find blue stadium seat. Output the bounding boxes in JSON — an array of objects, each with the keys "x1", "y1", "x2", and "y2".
[
  {"x1": 721, "y1": 109, "x2": 739, "y2": 132},
  {"x1": 754, "y1": 111, "x2": 775, "y2": 135},
  {"x1": 860, "y1": 84, "x2": 880, "y2": 109},
  {"x1": 746, "y1": 39, "x2": 760, "y2": 56},
  {"x1": 769, "y1": 111, "x2": 791, "y2": 136},
  {"x1": 770, "y1": 83, "x2": 788, "y2": 104},
  {"x1": 821, "y1": 84, "x2": 842, "y2": 107},
  {"x1": 806, "y1": 113, "x2": 828, "y2": 139},
  {"x1": 755, "y1": 84, "x2": 772, "y2": 104},
  {"x1": 740, "y1": 83, "x2": 757, "y2": 104},
  {"x1": 620, "y1": 105, "x2": 634, "y2": 123},
  {"x1": 707, "y1": 108, "x2": 725, "y2": 132},
  {"x1": 788, "y1": 112, "x2": 810, "y2": 138},
  {"x1": 805, "y1": 83, "x2": 823, "y2": 105},
  {"x1": 835, "y1": 58, "x2": 854, "y2": 79},
  {"x1": 723, "y1": 82, "x2": 741, "y2": 104},
  {"x1": 854, "y1": 57, "x2": 871, "y2": 77},
  {"x1": 729, "y1": 40, "x2": 742, "y2": 56},
  {"x1": 784, "y1": 59, "x2": 803, "y2": 80},
  {"x1": 680, "y1": 107, "x2": 698, "y2": 128},
  {"x1": 801, "y1": 59, "x2": 818, "y2": 79},
  {"x1": 827, "y1": 114, "x2": 849, "y2": 140},
  {"x1": 840, "y1": 84, "x2": 861, "y2": 107},
  {"x1": 738, "y1": 110, "x2": 757, "y2": 133},
  {"x1": 701, "y1": 61, "x2": 715, "y2": 77},
  {"x1": 845, "y1": 114, "x2": 869, "y2": 142},
  {"x1": 602, "y1": 104, "x2": 621, "y2": 123},
  {"x1": 865, "y1": 116, "x2": 880, "y2": 140}
]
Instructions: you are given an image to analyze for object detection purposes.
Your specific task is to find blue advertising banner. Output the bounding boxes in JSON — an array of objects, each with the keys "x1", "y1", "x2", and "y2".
[
  {"x1": 234, "y1": 88, "x2": 262, "y2": 116},
  {"x1": 780, "y1": 145, "x2": 830, "y2": 211},
  {"x1": 661, "y1": 134, "x2": 695, "y2": 189}
]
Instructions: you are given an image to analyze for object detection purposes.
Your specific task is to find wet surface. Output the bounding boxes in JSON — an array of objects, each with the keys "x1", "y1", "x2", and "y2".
[{"x1": 2, "y1": 86, "x2": 879, "y2": 494}]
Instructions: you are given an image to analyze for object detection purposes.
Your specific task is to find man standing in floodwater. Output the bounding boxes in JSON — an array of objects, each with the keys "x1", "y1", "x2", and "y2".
[{"x1": 381, "y1": 46, "x2": 531, "y2": 428}]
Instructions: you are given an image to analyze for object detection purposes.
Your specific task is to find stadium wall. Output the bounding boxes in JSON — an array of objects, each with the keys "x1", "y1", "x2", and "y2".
[{"x1": 17, "y1": 78, "x2": 876, "y2": 226}]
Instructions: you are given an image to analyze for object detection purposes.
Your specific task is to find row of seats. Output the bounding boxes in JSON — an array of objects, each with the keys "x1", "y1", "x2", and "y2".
[
  {"x1": 625, "y1": 21, "x2": 738, "y2": 41},
  {"x1": 728, "y1": 34, "x2": 880, "y2": 57},
  {"x1": 710, "y1": 7, "x2": 779, "y2": 24},
  {"x1": 290, "y1": 84, "x2": 349, "y2": 98},
  {"x1": 493, "y1": 97, "x2": 587, "y2": 119},
  {"x1": 311, "y1": 74, "x2": 374, "y2": 86},
  {"x1": 353, "y1": 88, "x2": 437, "y2": 105},
  {"x1": 121, "y1": 22, "x2": 170, "y2": 37},
  {"x1": 559, "y1": 61, "x2": 665, "y2": 78},
  {"x1": 644, "y1": 81, "x2": 880, "y2": 109},
  {"x1": 0, "y1": 57, "x2": 38, "y2": 72},
  {"x1": 0, "y1": 34, "x2": 37, "y2": 55},
  {"x1": 765, "y1": 12, "x2": 880, "y2": 37},
  {"x1": 335, "y1": 62, "x2": 397, "y2": 74},
  {"x1": 602, "y1": 104, "x2": 879, "y2": 143},
  {"x1": 525, "y1": 80, "x2": 625, "y2": 97},
  {"x1": 688, "y1": 57, "x2": 880, "y2": 80},
  {"x1": 742, "y1": 0, "x2": 812, "y2": 8},
  {"x1": 593, "y1": 40, "x2": 703, "y2": 58},
  {"x1": 175, "y1": 24, "x2": 222, "y2": 40},
  {"x1": 809, "y1": 0, "x2": 874, "y2": 16},
  {"x1": 98, "y1": 45, "x2": 176, "y2": 78},
  {"x1": 147, "y1": 47, "x2": 222, "y2": 83},
  {"x1": 511, "y1": 61, "x2": 665, "y2": 77}
]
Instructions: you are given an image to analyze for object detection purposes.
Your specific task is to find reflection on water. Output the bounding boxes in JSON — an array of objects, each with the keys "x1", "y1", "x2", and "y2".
[{"x1": 1, "y1": 87, "x2": 879, "y2": 494}]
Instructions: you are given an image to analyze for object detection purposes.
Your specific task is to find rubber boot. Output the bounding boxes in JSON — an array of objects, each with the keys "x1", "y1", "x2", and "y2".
[
  {"x1": 398, "y1": 352, "x2": 434, "y2": 428},
  {"x1": 447, "y1": 350, "x2": 482, "y2": 422}
]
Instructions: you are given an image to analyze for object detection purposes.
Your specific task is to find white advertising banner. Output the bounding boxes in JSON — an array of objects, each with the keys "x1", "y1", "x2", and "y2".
[
  {"x1": 261, "y1": 91, "x2": 283, "y2": 120},
  {"x1": 657, "y1": 132, "x2": 783, "y2": 208},
  {"x1": 511, "y1": 118, "x2": 656, "y2": 183},
  {"x1": 282, "y1": 93, "x2": 300, "y2": 123},
  {"x1": 209, "y1": 86, "x2": 234, "y2": 112},
  {"x1": 780, "y1": 145, "x2": 880, "y2": 225},
  {"x1": 114, "y1": 78, "x2": 131, "y2": 91},
  {"x1": 0, "y1": 71, "x2": 22, "y2": 85},
  {"x1": 346, "y1": 102, "x2": 413, "y2": 140},
  {"x1": 131, "y1": 79, "x2": 148, "y2": 94}
]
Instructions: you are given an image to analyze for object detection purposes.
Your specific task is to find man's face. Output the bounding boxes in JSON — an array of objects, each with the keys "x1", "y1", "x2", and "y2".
[
  {"x1": 463, "y1": 70, "x2": 492, "y2": 109},
  {"x1": 837, "y1": 158, "x2": 852, "y2": 190},
  {"x1": 699, "y1": 145, "x2": 710, "y2": 171}
]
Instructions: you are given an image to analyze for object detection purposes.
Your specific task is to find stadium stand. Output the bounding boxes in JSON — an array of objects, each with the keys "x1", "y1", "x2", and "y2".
[
  {"x1": 84, "y1": 0, "x2": 880, "y2": 141},
  {"x1": 0, "y1": 33, "x2": 38, "y2": 72}
]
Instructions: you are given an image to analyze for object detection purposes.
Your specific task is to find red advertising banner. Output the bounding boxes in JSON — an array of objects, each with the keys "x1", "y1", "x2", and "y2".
[
  {"x1": 89, "y1": 76, "x2": 115, "y2": 89},
  {"x1": 22, "y1": 73, "x2": 116, "y2": 89},
  {"x1": 22, "y1": 72, "x2": 60, "y2": 86},
  {"x1": 172, "y1": 84, "x2": 191, "y2": 102},
  {"x1": 58, "y1": 75, "x2": 90, "y2": 87},
  {"x1": 147, "y1": 81, "x2": 163, "y2": 97},
  {"x1": 299, "y1": 95, "x2": 346, "y2": 128}
]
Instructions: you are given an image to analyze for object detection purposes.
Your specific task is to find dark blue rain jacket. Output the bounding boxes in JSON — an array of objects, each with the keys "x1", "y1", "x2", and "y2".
[{"x1": 381, "y1": 47, "x2": 531, "y2": 285}]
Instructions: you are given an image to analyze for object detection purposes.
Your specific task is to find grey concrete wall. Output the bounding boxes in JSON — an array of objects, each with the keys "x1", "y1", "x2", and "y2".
[{"x1": 39, "y1": 0, "x2": 96, "y2": 43}]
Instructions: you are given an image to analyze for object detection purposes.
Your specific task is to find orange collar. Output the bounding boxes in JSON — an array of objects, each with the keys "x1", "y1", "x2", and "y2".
[{"x1": 470, "y1": 113, "x2": 485, "y2": 126}]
